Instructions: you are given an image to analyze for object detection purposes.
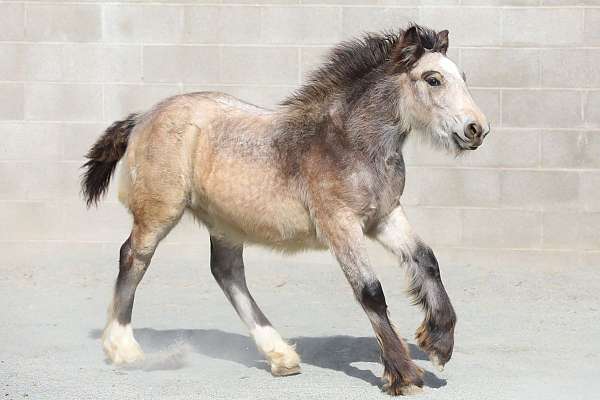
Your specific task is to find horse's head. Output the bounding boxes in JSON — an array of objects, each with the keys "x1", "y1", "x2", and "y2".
[{"x1": 389, "y1": 25, "x2": 490, "y2": 153}]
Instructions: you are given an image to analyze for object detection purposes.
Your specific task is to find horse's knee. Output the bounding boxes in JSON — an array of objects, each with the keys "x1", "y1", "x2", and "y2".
[
  {"x1": 116, "y1": 234, "x2": 147, "y2": 281},
  {"x1": 119, "y1": 236, "x2": 133, "y2": 270},
  {"x1": 412, "y1": 242, "x2": 440, "y2": 279},
  {"x1": 131, "y1": 232, "x2": 159, "y2": 260},
  {"x1": 129, "y1": 202, "x2": 184, "y2": 259},
  {"x1": 360, "y1": 279, "x2": 387, "y2": 314}
]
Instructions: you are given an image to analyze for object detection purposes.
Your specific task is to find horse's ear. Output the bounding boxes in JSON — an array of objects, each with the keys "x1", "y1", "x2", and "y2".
[
  {"x1": 435, "y1": 30, "x2": 449, "y2": 55},
  {"x1": 390, "y1": 25, "x2": 425, "y2": 72}
]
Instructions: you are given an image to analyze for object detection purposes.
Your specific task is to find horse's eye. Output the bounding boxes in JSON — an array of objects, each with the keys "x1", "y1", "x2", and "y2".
[{"x1": 426, "y1": 77, "x2": 441, "y2": 87}]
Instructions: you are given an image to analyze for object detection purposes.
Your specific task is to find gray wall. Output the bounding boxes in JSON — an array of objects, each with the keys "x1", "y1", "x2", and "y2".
[{"x1": 1, "y1": 1, "x2": 598, "y2": 271}]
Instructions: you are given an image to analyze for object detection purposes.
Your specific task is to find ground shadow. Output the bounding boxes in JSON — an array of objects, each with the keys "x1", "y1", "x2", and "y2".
[{"x1": 89, "y1": 328, "x2": 446, "y2": 389}]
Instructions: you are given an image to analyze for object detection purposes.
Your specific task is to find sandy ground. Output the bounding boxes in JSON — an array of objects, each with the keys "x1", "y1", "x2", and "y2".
[{"x1": 2, "y1": 244, "x2": 599, "y2": 400}]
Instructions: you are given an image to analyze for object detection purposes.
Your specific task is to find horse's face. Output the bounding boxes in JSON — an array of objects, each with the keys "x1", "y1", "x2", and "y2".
[
  {"x1": 392, "y1": 27, "x2": 490, "y2": 153},
  {"x1": 407, "y1": 52, "x2": 489, "y2": 152}
]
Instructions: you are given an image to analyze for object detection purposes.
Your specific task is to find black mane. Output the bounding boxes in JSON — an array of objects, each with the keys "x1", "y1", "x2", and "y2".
[{"x1": 281, "y1": 24, "x2": 444, "y2": 108}]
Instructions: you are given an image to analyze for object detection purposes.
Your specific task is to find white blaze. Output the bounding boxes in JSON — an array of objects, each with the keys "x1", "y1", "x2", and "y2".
[{"x1": 438, "y1": 56, "x2": 462, "y2": 80}]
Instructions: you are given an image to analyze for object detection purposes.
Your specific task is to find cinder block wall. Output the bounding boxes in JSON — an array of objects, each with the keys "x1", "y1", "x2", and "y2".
[{"x1": 1, "y1": 1, "x2": 598, "y2": 270}]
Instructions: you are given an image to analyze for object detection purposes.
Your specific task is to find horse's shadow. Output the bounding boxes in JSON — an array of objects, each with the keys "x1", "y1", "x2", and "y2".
[{"x1": 90, "y1": 328, "x2": 446, "y2": 389}]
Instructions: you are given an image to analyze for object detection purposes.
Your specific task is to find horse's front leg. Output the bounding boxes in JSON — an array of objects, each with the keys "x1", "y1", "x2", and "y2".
[
  {"x1": 317, "y1": 209, "x2": 423, "y2": 395},
  {"x1": 372, "y1": 206, "x2": 457, "y2": 372}
]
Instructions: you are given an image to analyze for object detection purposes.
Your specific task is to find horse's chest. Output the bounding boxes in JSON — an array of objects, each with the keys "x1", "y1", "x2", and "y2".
[
  {"x1": 366, "y1": 156, "x2": 406, "y2": 223},
  {"x1": 375, "y1": 177, "x2": 404, "y2": 215}
]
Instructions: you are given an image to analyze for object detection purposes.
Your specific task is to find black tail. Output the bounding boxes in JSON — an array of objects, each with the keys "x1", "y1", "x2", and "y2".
[{"x1": 81, "y1": 113, "x2": 139, "y2": 207}]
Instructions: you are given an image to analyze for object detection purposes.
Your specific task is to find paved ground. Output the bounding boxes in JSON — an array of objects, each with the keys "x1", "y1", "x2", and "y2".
[{"x1": 2, "y1": 243, "x2": 599, "y2": 399}]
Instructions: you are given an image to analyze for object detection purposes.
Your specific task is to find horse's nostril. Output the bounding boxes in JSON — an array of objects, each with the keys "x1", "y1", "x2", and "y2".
[{"x1": 465, "y1": 122, "x2": 482, "y2": 139}]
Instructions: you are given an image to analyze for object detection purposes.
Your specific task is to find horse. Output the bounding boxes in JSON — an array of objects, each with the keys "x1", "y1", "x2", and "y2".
[{"x1": 81, "y1": 24, "x2": 489, "y2": 395}]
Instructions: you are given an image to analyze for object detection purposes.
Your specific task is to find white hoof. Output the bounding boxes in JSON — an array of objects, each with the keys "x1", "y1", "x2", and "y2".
[
  {"x1": 267, "y1": 343, "x2": 301, "y2": 376},
  {"x1": 102, "y1": 320, "x2": 144, "y2": 364},
  {"x1": 251, "y1": 326, "x2": 301, "y2": 376}
]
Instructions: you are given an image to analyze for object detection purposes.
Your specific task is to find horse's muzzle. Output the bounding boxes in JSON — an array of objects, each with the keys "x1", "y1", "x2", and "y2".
[{"x1": 454, "y1": 123, "x2": 490, "y2": 150}]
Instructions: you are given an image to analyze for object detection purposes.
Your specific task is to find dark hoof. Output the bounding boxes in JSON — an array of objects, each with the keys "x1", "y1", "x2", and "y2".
[
  {"x1": 382, "y1": 359, "x2": 424, "y2": 396},
  {"x1": 383, "y1": 383, "x2": 423, "y2": 396},
  {"x1": 415, "y1": 319, "x2": 455, "y2": 371}
]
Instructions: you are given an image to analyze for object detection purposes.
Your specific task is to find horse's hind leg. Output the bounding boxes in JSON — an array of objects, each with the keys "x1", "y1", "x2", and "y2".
[
  {"x1": 102, "y1": 205, "x2": 183, "y2": 364},
  {"x1": 209, "y1": 235, "x2": 300, "y2": 376}
]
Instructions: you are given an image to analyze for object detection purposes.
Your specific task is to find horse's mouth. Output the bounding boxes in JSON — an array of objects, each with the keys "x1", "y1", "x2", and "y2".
[{"x1": 453, "y1": 132, "x2": 480, "y2": 150}]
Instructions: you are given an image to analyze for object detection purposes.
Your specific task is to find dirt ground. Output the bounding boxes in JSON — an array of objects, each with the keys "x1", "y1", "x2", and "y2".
[{"x1": 2, "y1": 243, "x2": 599, "y2": 399}]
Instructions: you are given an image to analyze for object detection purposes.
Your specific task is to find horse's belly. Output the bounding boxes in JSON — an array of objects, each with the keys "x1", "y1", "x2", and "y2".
[
  {"x1": 197, "y1": 195, "x2": 323, "y2": 251},
  {"x1": 192, "y1": 154, "x2": 324, "y2": 251}
]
